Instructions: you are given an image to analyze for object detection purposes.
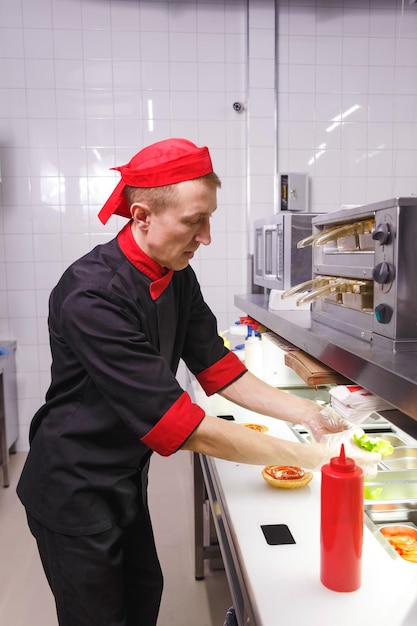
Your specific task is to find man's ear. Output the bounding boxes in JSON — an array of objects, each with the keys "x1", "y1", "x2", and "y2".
[{"x1": 130, "y1": 202, "x2": 150, "y2": 230}]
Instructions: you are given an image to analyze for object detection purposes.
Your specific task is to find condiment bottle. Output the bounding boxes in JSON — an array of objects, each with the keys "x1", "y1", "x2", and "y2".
[
  {"x1": 320, "y1": 443, "x2": 364, "y2": 592},
  {"x1": 244, "y1": 325, "x2": 263, "y2": 379}
]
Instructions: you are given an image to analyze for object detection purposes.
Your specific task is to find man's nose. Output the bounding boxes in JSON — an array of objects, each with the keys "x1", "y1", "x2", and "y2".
[{"x1": 195, "y1": 220, "x2": 211, "y2": 245}]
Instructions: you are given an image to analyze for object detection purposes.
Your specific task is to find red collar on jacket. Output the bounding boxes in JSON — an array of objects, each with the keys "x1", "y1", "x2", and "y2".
[{"x1": 117, "y1": 222, "x2": 174, "y2": 300}]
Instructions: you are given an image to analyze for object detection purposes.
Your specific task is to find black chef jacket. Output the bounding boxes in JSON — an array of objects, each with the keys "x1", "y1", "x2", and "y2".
[{"x1": 17, "y1": 222, "x2": 246, "y2": 536}]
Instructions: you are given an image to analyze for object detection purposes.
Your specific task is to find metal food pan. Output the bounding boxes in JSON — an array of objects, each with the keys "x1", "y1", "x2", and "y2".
[
  {"x1": 365, "y1": 502, "x2": 417, "y2": 526},
  {"x1": 361, "y1": 413, "x2": 395, "y2": 431},
  {"x1": 380, "y1": 522, "x2": 417, "y2": 532},
  {"x1": 382, "y1": 447, "x2": 417, "y2": 470},
  {"x1": 364, "y1": 469, "x2": 417, "y2": 503},
  {"x1": 367, "y1": 433, "x2": 408, "y2": 447},
  {"x1": 384, "y1": 459, "x2": 417, "y2": 470},
  {"x1": 385, "y1": 447, "x2": 417, "y2": 460}
]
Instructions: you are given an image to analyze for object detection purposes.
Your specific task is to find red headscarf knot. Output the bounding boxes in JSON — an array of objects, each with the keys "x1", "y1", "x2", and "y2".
[{"x1": 98, "y1": 138, "x2": 213, "y2": 224}]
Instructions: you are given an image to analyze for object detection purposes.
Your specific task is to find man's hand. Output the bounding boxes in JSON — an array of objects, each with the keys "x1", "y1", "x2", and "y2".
[
  {"x1": 302, "y1": 408, "x2": 380, "y2": 477},
  {"x1": 320, "y1": 428, "x2": 382, "y2": 478},
  {"x1": 302, "y1": 406, "x2": 353, "y2": 441}
]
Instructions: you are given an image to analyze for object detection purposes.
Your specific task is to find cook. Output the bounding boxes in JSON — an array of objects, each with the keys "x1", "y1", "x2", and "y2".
[{"x1": 17, "y1": 138, "x2": 380, "y2": 626}]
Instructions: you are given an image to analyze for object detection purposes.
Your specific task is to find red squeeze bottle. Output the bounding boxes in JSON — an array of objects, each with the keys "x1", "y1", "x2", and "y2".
[{"x1": 320, "y1": 443, "x2": 364, "y2": 592}]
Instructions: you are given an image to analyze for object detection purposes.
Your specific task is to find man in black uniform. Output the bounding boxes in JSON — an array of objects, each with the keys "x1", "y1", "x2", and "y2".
[{"x1": 17, "y1": 138, "x2": 380, "y2": 626}]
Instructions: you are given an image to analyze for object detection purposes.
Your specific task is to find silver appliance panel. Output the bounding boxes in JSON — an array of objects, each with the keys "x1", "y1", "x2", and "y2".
[
  {"x1": 310, "y1": 198, "x2": 417, "y2": 350},
  {"x1": 254, "y1": 212, "x2": 320, "y2": 290}
]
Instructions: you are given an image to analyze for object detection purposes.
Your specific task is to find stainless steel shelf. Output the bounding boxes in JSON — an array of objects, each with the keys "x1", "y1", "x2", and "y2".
[{"x1": 235, "y1": 293, "x2": 417, "y2": 423}]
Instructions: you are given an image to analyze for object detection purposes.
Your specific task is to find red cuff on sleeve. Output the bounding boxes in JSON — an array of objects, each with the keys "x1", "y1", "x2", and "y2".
[
  {"x1": 140, "y1": 391, "x2": 205, "y2": 456},
  {"x1": 196, "y1": 351, "x2": 247, "y2": 396}
]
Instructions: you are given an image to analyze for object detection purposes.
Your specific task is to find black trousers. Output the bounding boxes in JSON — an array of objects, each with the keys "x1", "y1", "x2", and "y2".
[{"x1": 27, "y1": 511, "x2": 163, "y2": 626}]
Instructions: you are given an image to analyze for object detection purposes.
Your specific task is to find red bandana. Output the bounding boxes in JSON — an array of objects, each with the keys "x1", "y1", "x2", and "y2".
[
  {"x1": 98, "y1": 138, "x2": 213, "y2": 225},
  {"x1": 117, "y1": 222, "x2": 174, "y2": 301}
]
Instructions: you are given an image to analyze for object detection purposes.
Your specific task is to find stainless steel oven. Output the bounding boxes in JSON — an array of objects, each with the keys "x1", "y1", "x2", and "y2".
[
  {"x1": 283, "y1": 198, "x2": 417, "y2": 351},
  {"x1": 253, "y1": 212, "x2": 320, "y2": 290}
]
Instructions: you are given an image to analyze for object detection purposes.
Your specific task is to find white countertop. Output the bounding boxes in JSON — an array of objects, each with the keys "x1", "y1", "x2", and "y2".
[{"x1": 193, "y1": 387, "x2": 417, "y2": 626}]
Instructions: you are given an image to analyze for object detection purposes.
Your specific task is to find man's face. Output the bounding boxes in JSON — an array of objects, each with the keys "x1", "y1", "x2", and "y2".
[{"x1": 134, "y1": 178, "x2": 218, "y2": 271}]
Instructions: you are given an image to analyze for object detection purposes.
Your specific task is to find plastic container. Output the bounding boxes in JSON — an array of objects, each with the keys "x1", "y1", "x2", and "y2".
[
  {"x1": 229, "y1": 322, "x2": 249, "y2": 337},
  {"x1": 219, "y1": 331, "x2": 231, "y2": 350},
  {"x1": 244, "y1": 326, "x2": 263, "y2": 379},
  {"x1": 320, "y1": 444, "x2": 364, "y2": 592}
]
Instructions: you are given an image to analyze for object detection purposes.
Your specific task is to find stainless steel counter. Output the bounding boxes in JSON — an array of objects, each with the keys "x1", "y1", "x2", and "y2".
[{"x1": 235, "y1": 293, "x2": 417, "y2": 423}]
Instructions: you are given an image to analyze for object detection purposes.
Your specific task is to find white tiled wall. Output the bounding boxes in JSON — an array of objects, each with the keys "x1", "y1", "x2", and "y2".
[
  {"x1": 0, "y1": 0, "x2": 248, "y2": 449},
  {"x1": 247, "y1": 0, "x2": 277, "y2": 247},
  {"x1": 277, "y1": 0, "x2": 417, "y2": 213},
  {"x1": 1, "y1": 0, "x2": 417, "y2": 450}
]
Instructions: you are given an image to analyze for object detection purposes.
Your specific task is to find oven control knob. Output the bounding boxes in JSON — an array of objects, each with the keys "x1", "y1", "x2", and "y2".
[
  {"x1": 372, "y1": 261, "x2": 392, "y2": 284},
  {"x1": 375, "y1": 303, "x2": 393, "y2": 324},
  {"x1": 372, "y1": 222, "x2": 391, "y2": 245}
]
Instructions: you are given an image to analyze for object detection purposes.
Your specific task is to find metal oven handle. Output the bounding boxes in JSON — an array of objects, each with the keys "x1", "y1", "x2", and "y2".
[
  {"x1": 295, "y1": 281, "x2": 349, "y2": 305},
  {"x1": 281, "y1": 276, "x2": 333, "y2": 299},
  {"x1": 312, "y1": 219, "x2": 374, "y2": 247},
  {"x1": 296, "y1": 219, "x2": 374, "y2": 249},
  {"x1": 295, "y1": 279, "x2": 370, "y2": 306}
]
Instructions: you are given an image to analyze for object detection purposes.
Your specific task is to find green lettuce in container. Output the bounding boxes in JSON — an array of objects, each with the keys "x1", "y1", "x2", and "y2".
[
  {"x1": 353, "y1": 432, "x2": 394, "y2": 456},
  {"x1": 363, "y1": 486, "x2": 383, "y2": 500}
]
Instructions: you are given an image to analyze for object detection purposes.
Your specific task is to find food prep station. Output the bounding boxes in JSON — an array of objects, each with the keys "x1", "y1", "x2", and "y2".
[
  {"x1": 187, "y1": 292, "x2": 417, "y2": 625},
  {"x1": 292, "y1": 413, "x2": 417, "y2": 552},
  {"x1": 190, "y1": 382, "x2": 417, "y2": 626}
]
